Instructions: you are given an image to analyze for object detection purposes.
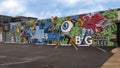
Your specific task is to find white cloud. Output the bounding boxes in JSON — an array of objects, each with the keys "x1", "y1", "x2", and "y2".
[
  {"x1": 56, "y1": 0, "x2": 109, "y2": 17},
  {"x1": 57, "y1": 0, "x2": 109, "y2": 7},
  {"x1": 0, "y1": 0, "x2": 40, "y2": 19},
  {"x1": 0, "y1": 0, "x2": 26, "y2": 16},
  {"x1": 22, "y1": 9, "x2": 62, "y2": 19},
  {"x1": 77, "y1": 4, "x2": 106, "y2": 14},
  {"x1": 0, "y1": 0, "x2": 119, "y2": 20},
  {"x1": 59, "y1": 3, "x2": 106, "y2": 17},
  {"x1": 57, "y1": 0, "x2": 79, "y2": 6},
  {"x1": 38, "y1": 10, "x2": 62, "y2": 19},
  {"x1": 57, "y1": 0, "x2": 90, "y2": 7},
  {"x1": 23, "y1": 12, "x2": 39, "y2": 18},
  {"x1": 94, "y1": 0, "x2": 109, "y2": 3}
]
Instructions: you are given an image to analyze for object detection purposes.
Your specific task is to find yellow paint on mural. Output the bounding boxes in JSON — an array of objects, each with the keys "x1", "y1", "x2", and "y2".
[
  {"x1": 16, "y1": 27, "x2": 19, "y2": 32},
  {"x1": 30, "y1": 25, "x2": 35, "y2": 30},
  {"x1": 70, "y1": 39, "x2": 75, "y2": 45},
  {"x1": 4, "y1": 25, "x2": 9, "y2": 31},
  {"x1": 52, "y1": 40, "x2": 58, "y2": 45},
  {"x1": 78, "y1": 18, "x2": 83, "y2": 25},
  {"x1": 51, "y1": 16, "x2": 55, "y2": 23}
]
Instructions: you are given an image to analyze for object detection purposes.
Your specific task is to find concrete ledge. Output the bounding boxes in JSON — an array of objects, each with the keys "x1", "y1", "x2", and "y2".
[{"x1": 101, "y1": 47, "x2": 120, "y2": 68}]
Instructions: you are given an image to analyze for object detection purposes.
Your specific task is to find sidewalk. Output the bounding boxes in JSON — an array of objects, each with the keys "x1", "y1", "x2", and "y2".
[{"x1": 101, "y1": 47, "x2": 120, "y2": 68}]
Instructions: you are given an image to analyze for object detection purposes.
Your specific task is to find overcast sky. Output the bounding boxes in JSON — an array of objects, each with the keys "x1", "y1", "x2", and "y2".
[{"x1": 0, "y1": 0, "x2": 120, "y2": 19}]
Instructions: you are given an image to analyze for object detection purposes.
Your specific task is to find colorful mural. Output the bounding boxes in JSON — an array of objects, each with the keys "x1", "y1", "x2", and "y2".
[{"x1": 2, "y1": 9, "x2": 117, "y2": 46}]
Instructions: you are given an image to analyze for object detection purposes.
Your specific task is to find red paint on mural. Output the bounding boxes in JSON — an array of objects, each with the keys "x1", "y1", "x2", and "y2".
[{"x1": 82, "y1": 13, "x2": 105, "y2": 33}]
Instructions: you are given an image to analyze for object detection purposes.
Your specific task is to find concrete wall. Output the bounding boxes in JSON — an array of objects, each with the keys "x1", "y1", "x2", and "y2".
[
  {"x1": 1, "y1": 9, "x2": 118, "y2": 46},
  {"x1": 0, "y1": 33, "x2": 2, "y2": 42},
  {"x1": 118, "y1": 9, "x2": 120, "y2": 21},
  {"x1": 0, "y1": 28, "x2": 2, "y2": 42}
]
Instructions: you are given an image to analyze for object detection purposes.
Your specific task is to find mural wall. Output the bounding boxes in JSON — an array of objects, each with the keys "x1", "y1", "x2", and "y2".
[{"x1": 2, "y1": 9, "x2": 117, "y2": 46}]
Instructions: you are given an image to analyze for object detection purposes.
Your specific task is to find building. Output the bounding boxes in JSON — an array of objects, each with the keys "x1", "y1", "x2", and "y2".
[
  {"x1": 0, "y1": 8, "x2": 120, "y2": 47},
  {"x1": 0, "y1": 15, "x2": 37, "y2": 42},
  {"x1": 0, "y1": 15, "x2": 13, "y2": 42},
  {"x1": 11, "y1": 16, "x2": 37, "y2": 22}
]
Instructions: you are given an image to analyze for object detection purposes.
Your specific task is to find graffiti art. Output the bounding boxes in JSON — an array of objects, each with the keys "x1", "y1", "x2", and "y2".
[{"x1": 2, "y1": 9, "x2": 117, "y2": 46}]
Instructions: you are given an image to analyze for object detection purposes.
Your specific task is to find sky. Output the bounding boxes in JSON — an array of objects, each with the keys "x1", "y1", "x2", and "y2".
[{"x1": 0, "y1": 0, "x2": 120, "y2": 19}]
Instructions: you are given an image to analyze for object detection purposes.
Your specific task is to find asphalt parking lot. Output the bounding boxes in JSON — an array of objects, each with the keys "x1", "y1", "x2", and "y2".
[{"x1": 0, "y1": 43, "x2": 114, "y2": 68}]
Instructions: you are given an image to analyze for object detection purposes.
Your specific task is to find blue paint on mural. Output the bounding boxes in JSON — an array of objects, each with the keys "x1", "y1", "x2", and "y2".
[{"x1": 2, "y1": 9, "x2": 118, "y2": 46}]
